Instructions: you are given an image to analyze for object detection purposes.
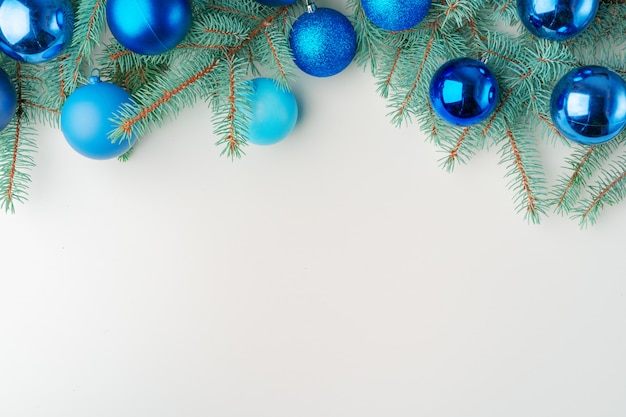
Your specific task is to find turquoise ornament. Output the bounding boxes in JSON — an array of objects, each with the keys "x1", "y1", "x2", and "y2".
[
  {"x1": 290, "y1": 6, "x2": 357, "y2": 77},
  {"x1": 61, "y1": 70, "x2": 138, "y2": 160},
  {"x1": 550, "y1": 66, "x2": 626, "y2": 145},
  {"x1": 247, "y1": 78, "x2": 298, "y2": 145},
  {"x1": 361, "y1": 0, "x2": 431, "y2": 32},
  {"x1": 517, "y1": 0, "x2": 598, "y2": 41},
  {"x1": 429, "y1": 57, "x2": 499, "y2": 126},
  {"x1": 0, "y1": 0, "x2": 74, "y2": 63},
  {"x1": 106, "y1": 0, "x2": 192, "y2": 55},
  {"x1": 0, "y1": 66, "x2": 16, "y2": 130}
]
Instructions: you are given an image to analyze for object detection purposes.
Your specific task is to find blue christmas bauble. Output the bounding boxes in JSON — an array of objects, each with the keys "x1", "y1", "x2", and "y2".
[
  {"x1": 106, "y1": 0, "x2": 192, "y2": 55},
  {"x1": 61, "y1": 71, "x2": 138, "y2": 159},
  {"x1": 550, "y1": 66, "x2": 626, "y2": 146},
  {"x1": 290, "y1": 7, "x2": 357, "y2": 77},
  {"x1": 255, "y1": 0, "x2": 298, "y2": 6},
  {"x1": 0, "y1": 0, "x2": 74, "y2": 63},
  {"x1": 429, "y1": 57, "x2": 499, "y2": 126},
  {"x1": 0, "y1": 67, "x2": 16, "y2": 130},
  {"x1": 247, "y1": 78, "x2": 298, "y2": 145},
  {"x1": 517, "y1": 0, "x2": 598, "y2": 41},
  {"x1": 361, "y1": 0, "x2": 431, "y2": 32}
]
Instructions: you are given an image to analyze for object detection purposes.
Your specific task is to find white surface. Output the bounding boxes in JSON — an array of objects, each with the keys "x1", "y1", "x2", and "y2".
[{"x1": 1, "y1": 64, "x2": 626, "y2": 417}]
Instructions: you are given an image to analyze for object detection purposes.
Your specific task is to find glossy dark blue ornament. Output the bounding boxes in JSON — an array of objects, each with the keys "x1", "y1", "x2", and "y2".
[
  {"x1": 106, "y1": 0, "x2": 192, "y2": 55},
  {"x1": 61, "y1": 70, "x2": 138, "y2": 160},
  {"x1": 255, "y1": 0, "x2": 298, "y2": 6},
  {"x1": 0, "y1": 0, "x2": 74, "y2": 63},
  {"x1": 361, "y1": 0, "x2": 431, "y2": 32},
  {"x1": 246, "y1": 78, "x2": 298, "y2": 145},
  {"x1": 429, "y1": 57, "x2": 499, "y2": 126},
  {"x1": 517, "y1": 0, "x2": 598, "y2": 41},
  {"x1": 0, "y1": 67, "x2": 16, "y2": 130},
  {"x1": 550, "y1": 66, "x2": 626, "y2": 145},
  {"x1": 290, "y1": 7, "x2": 357, "y2": 77}
]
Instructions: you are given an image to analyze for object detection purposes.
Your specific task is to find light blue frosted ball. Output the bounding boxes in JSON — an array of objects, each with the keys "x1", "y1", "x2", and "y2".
[
  {"x1": 61, "y1": 73, "x2": 138, "y2": 159},
  {"x1": 290, "y1": 8, "x2": 357, "y2": 77},
  {"x1": 362, "y1": 0, "x2": 432, "y2": 32},
  {"x1": 247, "y1": 78, "x2": 298, "y2": 145}
]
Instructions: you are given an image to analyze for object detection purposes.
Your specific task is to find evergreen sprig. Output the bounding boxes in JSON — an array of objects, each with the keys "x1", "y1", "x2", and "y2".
[{"x1": 0, "y1": 0, "x2": 626, "y2": 227}]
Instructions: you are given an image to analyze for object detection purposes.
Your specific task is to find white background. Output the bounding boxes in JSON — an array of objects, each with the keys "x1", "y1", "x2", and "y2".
[{"x1": 2, "y1": 24, "x2": 626, "y2": 417}]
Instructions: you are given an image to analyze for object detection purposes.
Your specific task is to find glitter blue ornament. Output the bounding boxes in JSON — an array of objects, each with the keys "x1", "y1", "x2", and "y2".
[
  {"x1": 106, "y1": 0, "x2": 192, "y2": 55},
  {"x1": 361, "y1": 0, "x2": 431, "y2": 32},
  {"x1": 517, "y1": 0, "x2": 598, "y2": 41},
  {"x1": 0, "y1": 0, "x2": 74, "y2": 63},
  {"x1": 0, "y1": 67, "x2": 16, "y2": 130},
  {"x1": 429, "y1": 57, "x2": 499, "y2": 126},
  {"x1": 247, "y1": 78, "x2": 298, "y2": 145},
  {"x1": 290, "y1": 5, "x2": 357, "y2": 77},
  {"x1": 255, "y1": 0, "x2": 298, "y2": 6},
  {"x1": 550, "y1": 66, "x2": 626, "y2": 146},
  {"x1": 61, "y1": 70, "x2": 138, "y2": 160}
]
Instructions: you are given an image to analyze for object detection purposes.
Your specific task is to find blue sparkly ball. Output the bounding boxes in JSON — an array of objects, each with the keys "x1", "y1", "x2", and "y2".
[
  {"x1": 106, "y1": 0, "x2": 192, "y2": 55},
  {"x1": 550, "y1": 66, "x2": 626, "y2": 146},
  {"x1": 0, "y1": 0, "x2": 74, "y2": 63},
  {"x1": 0, "y1": 67, "x2": 16, "y2": 130},
  {"x1": 429, "y1": 57, "x2": 499, "y2": 126},
  {"x1": 61, "y1": 72, "x2": 138, "y2": 160},
  {"x1": 255, "y1": 0, "x2": 298, "y2": 6},
  {"x1": 362, "y1": 0, "x2": 431, "y2": 32},
  {"x1": 517, "y1": 0, "x2": 598, "y2": 41},
  {"x1": 290, "y1": 7, "x2": 357, "y2": 77},
  {"x1": 247, "y1": 78, "x2": 298, "y2": 145}
]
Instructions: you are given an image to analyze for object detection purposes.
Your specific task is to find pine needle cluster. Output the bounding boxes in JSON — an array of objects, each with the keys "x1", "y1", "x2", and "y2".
[
  {"x1": 0, "y1": 0, "x2": 625, "y2": 227},
  {"x1": 349, "y1": 0, "x2": 626, "y2": 226}
]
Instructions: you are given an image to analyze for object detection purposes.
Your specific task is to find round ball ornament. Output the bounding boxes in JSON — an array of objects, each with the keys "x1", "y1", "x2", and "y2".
[
  {"x1": 0, "y1": 0, "x2": 74, "y2": 63},
  {"x1": 106, "y1": 0, "x2": 192, "y2": 55},
  {"x1": 517, "y1": 0, "x2": 598, "y2": 41},
  {"x1": 429, "y1": 57, "x2": 499, "y2": 126},
  {"x1": 290, "y1": 6, "x2": 357, "y2": 77},
  {"x1": 361, "y1": 0, "x2": 432, "y2": 32},
  {"x1": 255, "y1": 0, "x2": 298, "y2": 6},
  {"x1": 550, "y1": 66, "x2": 626, "y2": 146},
  {"x1": 61, "y1": 70, "x2": 138, "y2": 160},
  {"x1": 0, "y1": 67, "x2": 16, "y2": 130},
  {"x1": 246, "y1": 78, "x2": 298, "y2": 146}
]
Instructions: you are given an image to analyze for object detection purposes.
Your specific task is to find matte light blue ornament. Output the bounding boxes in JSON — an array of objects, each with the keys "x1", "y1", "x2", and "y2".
[
  {"x1": 550, "y1": 66, "x2": 626, "y2": 146},
  {"x1": 517, "y1": 0, "x2": 598, "y2": 41},
  {"x1": 429, "y1": 57, "x2": 499, "y2": 126},
  {"x1": 0, "y1": 0, "x2": 74, "y2": 63},
  {"x1": 61, "y1": 71, "x2": 138, "y2": 160},
  {"x1": 106, "y1": 0, "x2": 192, "y2": 55},
  {"x1": 290, "y1": 7, "x2": 357, "y2": 77},
  {"x1": 0, "y1": 67, "x2": 16, "y2": 130},
  {"x1": 247, "y1": 78, "x2": 298, "y2": 145},
  {"x1": 255, "y1": 0, "x2": 298, "y2": 6},
  {"x1": 361, "y1": 0, "x2": 431, "y2": 32}
]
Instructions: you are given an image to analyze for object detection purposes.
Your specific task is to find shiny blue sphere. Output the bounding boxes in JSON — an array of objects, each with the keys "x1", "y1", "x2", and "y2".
[
  {"x1": 517, "y1": 0, "x2": 598, "y2": 41},
  {"x1": 247, "y1": 78, "x2": 298, "y2": 145},
  {"x1": 550, "y1": 66, "x2": 626, "y2": 145},
  {"x1": 290, "y1": 8, "x2": 357, "y2": 77},
  {"x1": 61, "y1": 73, "x2": 138, "y2": 159},
  {"x1": 429, "y1": 57, "x2": 499, "y2": 126},
  {"x1": 0, "y1": 0, "x2": 74, "y2": 63},
  {"x1": 0, "y1": 67, "x2": 16, "y2": 130},
  {"x1": 362, "y1": 0, "x2": 431, "y2": 32},
  {"x1": 106, "y1": 0, "x2": 192, "y2": 55},
  {"x1": 255, "y1": 0, "x2": 298, "y2": 6}
]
